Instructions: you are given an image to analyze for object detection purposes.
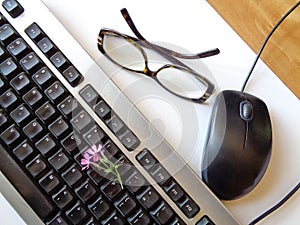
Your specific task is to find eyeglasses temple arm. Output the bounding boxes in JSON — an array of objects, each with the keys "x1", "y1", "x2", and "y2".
[{"x1": 120, "y1": 8, "x2": 220, "y2": 59}]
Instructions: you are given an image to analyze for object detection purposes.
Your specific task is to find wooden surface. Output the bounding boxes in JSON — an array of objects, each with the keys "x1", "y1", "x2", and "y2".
[{"x1": 207, "y1": 0, "x2": 300, "y2": 99}]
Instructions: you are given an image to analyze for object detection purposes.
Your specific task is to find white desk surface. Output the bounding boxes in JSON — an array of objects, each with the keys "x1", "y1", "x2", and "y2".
[{"x1": 2, "y1": 0, "x2": 300, "y2": 224}]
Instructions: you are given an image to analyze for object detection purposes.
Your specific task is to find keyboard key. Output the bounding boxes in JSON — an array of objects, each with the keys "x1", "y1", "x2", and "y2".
[
  {"x1": 20, "y1": 52, "x2": 42, "y2": 73},
  {"x1": 71, "y1": 110, "x2": 93, "y2": 133},
  {"x1": 25, "y1": 23, "x2": 44, "y2": 42},
  {"x1": 39, "y1": 170, "x2": 61, "y2": 194},
  {"x1": 89, "y1": 196, "x2": 111, "y2": 220},
  {"x1": 23, "y1": 119, "x2": 44, "y2": 141},
  {"x1": 0, "y1": 109, "x2": 8, "y2": 127},
  {"x1": 0, "y1": 89, "x2": 18, "y2": 109},
  {"x1": 136, "y1": 149, "x2": 157, "y2": 170},
  {"x1": 62, "y1": 164, "x2": 84, "y2": 187},
  {"x1": 45, "y1": 81, "x2": 67, "y2": 104},
  {"x1": 120, "y1": 130, "x2": 140, "y2": 151},
  {"x1": 94, "y1": 100, "x2": 111, "y2": 119},
  {"x1": 101, "y1": 179, "x2": 124, "y2": 201},
  {"x1": 101, "y1": 211, "x2": 125, "y2": 225},
  {"x1": 47, "y1": 212, "x2": 69, "y2": 225},
  {"x1": 84, "y1": 125, "x2": 104, "y2": 146},
  {"x1": 0, "y1": 46, "x2": 8, "y2": 61},
  {"x1": 170, "y1": 217, "x2": 186, "y2": 225},
  {"x1": 52, "y1": 186, "x2": 74, "y2": 210},
  {"x1": 0, "y1": 146, "x2": 56, "y2": 219},
  {"x1": 23, "y1": 87, "x2": 43, "y2": 109},
  {"x1": 114, "y1": 154, "x2": 132, "y2": 176},
  {"x1": 115, "y1": 192, "x2": 137, "y2": 217},
  {"x1": 85, "y1": 217, "x2": 100, "y2": 225},
  {"x1": 66, "y1": 202, "x2": 89, "y2": 225},
  {"x1": 7, "y1": 38, "x2": 29, "y2": 59},
  {"x1": 37, "y1": 37, "x2": 56, "y2": 56},
  {"x1": 149, "y1": 164, "x2": 170, "y2": 185},
  {"x1": 26, "y1": 155, "x2": 48, "y2": 178},
  {"x1": 0, "y1": 24, "x2": 17, "y2": 45},
  {"x1": 128, "y1": 209, "x2": 151, "y2": 225},
  {"x1": 75, "y1": 180, "x2": 97, "y2": 203},
  {"x1": 58, "y1": 96, "x2": 79, "y2": 119},
  {"x1": 107, "y1": 114, "x2": 125, "y2": 134},
  {"x1": 35, "y1": 134, "x2": 57, "y2": 157},
  {"x1": 49, "y1": 149, "x2": 70, "y2": 172},
  {"x1": 32, "y1": 67, "x2": 54, "y2": 88},
  {"x1": 80, "y1": 85, "x2": 99, "y2": 106},
  {"x1": 61, "y1": 132, "x2": 81, "y2": 155},
  {"x1": 88, "y1": 170, "x2": 105, "y2": 186},
  {"x1": 125, "y1": 170, "x2": 146, "y2": 194},
  {"x1": 36, "y1": 101, "x2": 57, "y2": 124},
  {"x1": 63, "y1": 66, "x2": 83, "y2": 87},
  {"x1": 2, "y1": 0, "x2": 24, "y2": 18},
  {"x1": 0, "y1": 57, "x2": 18, "y2": 79},
  {"x1": 50, "y1": 51, "x2": 68, "y2": 70},
  {"x1": 0, "y1": 76, "x2": 5, "y2": 90},
  {"x1": 10, "y1": 72, "x2": 31, "y2": 94},
  {"x1": 163, "y1": 179, "x2": 185, "y2": 202},
  {"x1": 151, "y1": 201, "x2": 174, "y2": 225},
  {"x1": 10, "y1": 103, "x2": 31, "y2": 125},
  {"x1": 179, "y1": 197, "x2": 199, "y2": 219},
  {"x1": 137, "y1": 186, "x2": 160, "y2": 210},
  {"x1": 196, "y1": 216, "x2": 215, "y2": 225},
  {"x1": 49, "y1": 116, "x2": 69, "y2": 139},
  {"x1": 0, "y1": 124, "x2": 21, "y2": 147},
  {"x1": 13, "y1": 140, "x2": 34, "y2": 162},
  {"x1": 103, "y1": 140, "x2": 121, "y2": 159}
]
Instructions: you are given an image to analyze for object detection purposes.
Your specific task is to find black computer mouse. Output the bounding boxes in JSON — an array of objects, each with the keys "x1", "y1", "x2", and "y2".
[{"x1": 201, "y1": 90, "x2": 272, "y2": 200}]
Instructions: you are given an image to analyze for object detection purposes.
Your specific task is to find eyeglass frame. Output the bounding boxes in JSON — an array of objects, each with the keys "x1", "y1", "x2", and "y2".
[{"x1": 97, "y1": 8, "x2": 219, "y2": 103}]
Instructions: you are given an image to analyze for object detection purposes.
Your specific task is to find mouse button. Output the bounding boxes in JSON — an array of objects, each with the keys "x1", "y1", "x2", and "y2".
[{"x1": 240, "y1": 101, "x2": 253, "y2": 121}]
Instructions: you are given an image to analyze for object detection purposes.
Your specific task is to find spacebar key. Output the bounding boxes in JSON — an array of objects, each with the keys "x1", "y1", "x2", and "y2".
[{"x1": 0, "y1": 144, "x2": 56, "y2": 220}]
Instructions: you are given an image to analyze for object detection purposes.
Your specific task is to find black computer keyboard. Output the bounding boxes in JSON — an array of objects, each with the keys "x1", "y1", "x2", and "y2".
[{"x1": 0, "y1": 2, "x2": 207, "y2": 225}]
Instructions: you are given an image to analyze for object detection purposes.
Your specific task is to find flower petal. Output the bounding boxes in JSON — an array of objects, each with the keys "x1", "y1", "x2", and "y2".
[{"x1": 93, "y1": 154, "x2": 99, "y2": 162}]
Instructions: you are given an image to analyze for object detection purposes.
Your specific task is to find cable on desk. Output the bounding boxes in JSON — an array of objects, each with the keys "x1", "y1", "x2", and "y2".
[
  {"x1": 241, "y1": 1, "x2": 300, "y2": 92},
  {"x1": 249, "y1": 182, "x2": 300, "y2": 225}
]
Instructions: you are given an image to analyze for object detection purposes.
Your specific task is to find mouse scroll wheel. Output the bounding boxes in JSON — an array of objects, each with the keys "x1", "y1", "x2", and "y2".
[{"x1": 240, "y1": 101, "x2": 253, "y2": 121}]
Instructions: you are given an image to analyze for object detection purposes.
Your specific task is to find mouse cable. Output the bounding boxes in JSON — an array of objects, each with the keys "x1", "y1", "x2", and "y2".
[
  {"x1": 241, "y1": 1, "x2": 300, "y2": 92},
  {"x1": 249, "y1": 182, "x2": 300, "y2": 225}
]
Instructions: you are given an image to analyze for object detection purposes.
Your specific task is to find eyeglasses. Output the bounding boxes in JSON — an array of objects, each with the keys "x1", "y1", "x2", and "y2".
[{"x1": 97, "y1": 8, "x2": 219, "y2": 103}]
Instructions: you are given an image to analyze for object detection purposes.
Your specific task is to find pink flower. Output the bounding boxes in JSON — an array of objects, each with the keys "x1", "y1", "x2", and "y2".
[
  {"x1": 80, "y1": 152, "x2": 92, "y2": 170},
  {"x1": 87, "y1": 144, "x2": 104, "y2": 162}
]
